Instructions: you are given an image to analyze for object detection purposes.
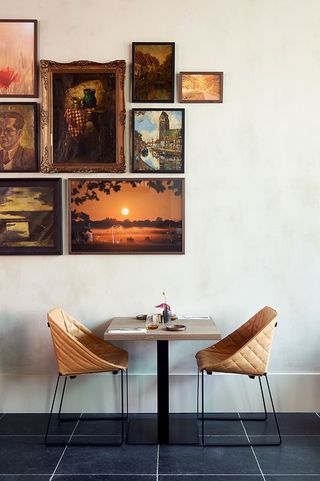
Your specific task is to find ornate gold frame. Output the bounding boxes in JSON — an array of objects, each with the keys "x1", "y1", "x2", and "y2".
[{"x1": 40, "y1": 60, "x2": 126, "y2": 173}]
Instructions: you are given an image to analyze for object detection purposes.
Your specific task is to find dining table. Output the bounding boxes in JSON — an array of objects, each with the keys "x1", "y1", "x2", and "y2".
[{"x1": 104, "y1": 316, "x2": 221, "y2": 444}]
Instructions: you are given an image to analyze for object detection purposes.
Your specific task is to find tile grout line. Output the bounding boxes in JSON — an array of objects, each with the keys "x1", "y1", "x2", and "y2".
[
  {"x1": 2, "y1": 433, "x2": 320, "y2": 437},
  {"x1": 49, "y1": 414, "x2": 82, "y2": 481},
  {"x1": 239, "y1": 415, "x2": 266, "y2": 481},
  {"x1": 42, "y1": 473, "x2": 320, "y2": 481},
  {"x1": 156, "y1": 443, "x2": 160, "y2": 481}
]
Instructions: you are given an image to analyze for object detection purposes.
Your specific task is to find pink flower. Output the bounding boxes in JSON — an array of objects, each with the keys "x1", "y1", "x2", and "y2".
[
  {"x1": 155, "y1": 303, "x2": 171, "y2": 311},
  {"x1": 0, "y1": 67, "x2": 20, "y2": 89}
]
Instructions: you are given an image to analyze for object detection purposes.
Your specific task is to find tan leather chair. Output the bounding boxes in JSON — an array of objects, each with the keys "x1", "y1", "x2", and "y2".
[
  {"x1": 195, "y1": 306, "x2": 281, "y2": 446},
  {"x1": 46, "y1": 307, "x2": 128, "y2": 445}
]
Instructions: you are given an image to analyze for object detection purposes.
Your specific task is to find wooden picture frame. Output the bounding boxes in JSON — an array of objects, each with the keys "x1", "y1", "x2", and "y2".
[
  {"x1": 132, "y1": 108, "x2": 185, "y2": 173},
  {"x1": 68, "y1": 178, "x2": 184, "y2": 254},
  {"x1": 0, "y1": 178, "x2": 62, "y2": 255},
  {"x1": 0, "y1": 102, "x2": 38, "y2": 172},
  {"x1": 179, "y1": 72, "x2": 223, "y2": 103},
  {"x1": 132, "y1": 42, "x2": 175, "y2": 103},
  {"x1": 40, "y1": 60, "x2": 126, "y2": 173},
  {"x1": 0, "y1": 20, "x2": 38, "y2": 98}
]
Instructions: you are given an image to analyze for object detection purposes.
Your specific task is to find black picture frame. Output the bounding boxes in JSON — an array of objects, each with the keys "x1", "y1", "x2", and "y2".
[
  {"x1": 68, "y1": 178, "x2": 184, "y2": 255},
  {"x1": 132, "y1": 108, "x2": 185, "y2": 173},
  {"x1": 132, "y1": 42, "x2": 175, "y2": 103},
  {"x1": 0, "y1": 102, "x2": 38, "y2": 172},
  {"x1": 0, "y1": 178, "x2": 62, "y2": 255}
]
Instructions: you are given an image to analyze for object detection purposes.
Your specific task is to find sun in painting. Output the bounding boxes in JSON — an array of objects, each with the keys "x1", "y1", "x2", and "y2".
[{"x1": 121, "y1": 207, "x2": 129, "y2": 216}]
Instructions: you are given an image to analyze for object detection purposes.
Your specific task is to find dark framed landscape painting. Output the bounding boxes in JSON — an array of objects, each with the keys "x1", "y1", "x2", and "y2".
[
  {"x1": 0, "y1": 178, "x2": 62, "y2": 255},
  {"x1": 132, "y1": 42, "x2": 175, "y2": 102},
  {"x1": 40, "y1": 60, "x2": 126, "y2": 173},
  {"x1": 0, "y1": 20, "x2": 38, "y2": 98},
  {"x1": 179, "y1": 72, "x2": 223, "y2": 103},
  {"x1": 132, "y1": 109, "x2": 184, "y2": 173},
  {"x1": 0, "y1": 102, "x2": 38, "y2": 172},
  {"x1": 69, "y1": 178, "x2": 184, "y2": 254}
]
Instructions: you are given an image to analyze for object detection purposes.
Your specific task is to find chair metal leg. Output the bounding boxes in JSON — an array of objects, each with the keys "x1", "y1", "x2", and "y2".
[
  {"x1": 199, "y1": 374, "x2": 268, "y2": 422},
  {"x1": 125, "y1": 368, "x2": 129, "y2": 420},
  {"x1": 121, "y1": 369, "x2": 124, "y2": 443},
  {"x1": 45, "y1": 371, "x2": 127, "y2": 446},
  {"x1": 45, "y1": 373, "x2": 61, "y2": 445},
  {"x1": 58, "y1": 377, "x2": 67, "y2": 421},
  {"x1": 200, "y1": 372, "x2": 282, "y2": 446},
  {"x1": 197, "y1": 369, "x2": 200, "y2": 419},
  {"x1": 258, "y1": 376, "x2": 268, "y2": 421},
  {"x1": 265, "y1": 374, "x2": 282, "y2": 445},
  {"x1": 201, "y1": 369, "x2": 205, "y2": 446}
]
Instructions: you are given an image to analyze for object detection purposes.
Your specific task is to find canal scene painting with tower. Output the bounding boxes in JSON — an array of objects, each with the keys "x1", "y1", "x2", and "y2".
[{"x1": 132, "y1": 109, "x2": 185, "y2": 173}]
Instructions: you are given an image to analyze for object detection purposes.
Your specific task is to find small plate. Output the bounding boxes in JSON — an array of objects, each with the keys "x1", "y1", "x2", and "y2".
[{"x1": 166, "y1": 324, "x2": 186, "y2": 331}]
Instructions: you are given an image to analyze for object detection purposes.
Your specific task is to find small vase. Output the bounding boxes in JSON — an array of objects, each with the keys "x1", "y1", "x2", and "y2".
[
  {"x1": 163, "y1": 308, "x2": 172, "y2": 324},
  {"x1": 83, "y1": 88, "x2": 97, "y2": 108}
]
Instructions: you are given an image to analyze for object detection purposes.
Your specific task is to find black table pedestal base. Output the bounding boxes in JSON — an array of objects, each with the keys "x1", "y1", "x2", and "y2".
[{"x1": 127, "y1": 415, "x2": 199, "y2": 445}]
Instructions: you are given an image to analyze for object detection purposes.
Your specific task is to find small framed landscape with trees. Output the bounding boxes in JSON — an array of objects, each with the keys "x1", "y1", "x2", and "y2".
[
  {"x1": 132, "y1": 42, "x2": 175, "y2": 102},
  {"x1": 179, "y1": 72, "x2": 223, "y2": 103},
  {"x1": 68, "y1": 178, "x2": 184, "y2": 254}
]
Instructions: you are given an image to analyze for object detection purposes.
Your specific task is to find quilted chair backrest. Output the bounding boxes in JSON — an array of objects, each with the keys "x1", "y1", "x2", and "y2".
[
  {"x1": 47, "y1": 307, "x2": 115, "y2": 376},
  {"x1": 220, "y1": 306, "x2": 278, "y2": 376}
]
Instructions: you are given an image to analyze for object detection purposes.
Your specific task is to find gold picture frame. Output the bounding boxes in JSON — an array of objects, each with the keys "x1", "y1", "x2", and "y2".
[{"x1": 40, "y1": 60, "x2": 126, "y2": 173}]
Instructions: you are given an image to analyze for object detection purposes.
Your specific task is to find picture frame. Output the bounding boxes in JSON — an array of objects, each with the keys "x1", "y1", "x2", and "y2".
[
  {"x1": 132, "y1": 42, "x2": 175, "y2": 103},
  {"x1": 40, "y1": 60, "x2": 126, "y2": 173},
  {"x1": 132, "y1": 108, "x2": 185, "y2": 173},
  {"x1": 0, "y1": 20, "x2": 37, "y2": 98},
  {"x1": 0, "y1": 178, "x2": 62, "y2": 255},
  {"x1": 68, "y1": 178, "x2": 184, "y2": 255},
  {"x1": 0, "y1": 102, "x2": 38, "y2": 172},
  {"x1": 179, "y1": 72, "x2": 223, "y2": 103}
]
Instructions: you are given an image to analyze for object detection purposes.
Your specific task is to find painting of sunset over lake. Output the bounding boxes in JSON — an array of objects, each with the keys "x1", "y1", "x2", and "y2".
[
  {"x1": 69, "y1": 178, "x2": 184, "y2": 254},
  {"x1": 0, "y1": 179, "x2": 62, "y2": 255}
]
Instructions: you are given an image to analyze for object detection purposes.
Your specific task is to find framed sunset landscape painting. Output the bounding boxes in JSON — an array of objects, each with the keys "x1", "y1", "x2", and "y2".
[
  {"x1": 0, "y1": 178, "x2": 62, "y2": 255},
  {"x1": 179, "y1": 72, "x2": 223, "y2": 103},
  {"x1": 0, "y1": 20, "x2": 37, "y2": 97},
  {"x1": 68, "y1": 178, "x2": 184, "y2": 254}
]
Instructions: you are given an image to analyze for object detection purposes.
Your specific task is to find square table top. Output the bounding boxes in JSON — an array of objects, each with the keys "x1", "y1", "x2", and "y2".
[{"x1": 104, "y1": 316, "x2": 221, "y2": 341}]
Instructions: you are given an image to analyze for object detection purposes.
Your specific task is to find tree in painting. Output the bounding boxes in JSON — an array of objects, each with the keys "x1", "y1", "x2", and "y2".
[
  {"x1": 133, "y1": 44, "x2": 174, "y2": 101},
  {"x1": 70, "y1": 179, "x2": 183, "y2": 254}
]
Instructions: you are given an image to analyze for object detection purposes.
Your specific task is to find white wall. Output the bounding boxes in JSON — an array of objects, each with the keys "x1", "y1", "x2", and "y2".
[{"x1": 0, "y1": 0, "x2": 319, "y2": 413}]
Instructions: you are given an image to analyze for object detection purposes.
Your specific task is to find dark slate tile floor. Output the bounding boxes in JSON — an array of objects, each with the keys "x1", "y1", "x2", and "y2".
[{"x1": 0, "y1": 413, "x2": 319, "y2": 480}]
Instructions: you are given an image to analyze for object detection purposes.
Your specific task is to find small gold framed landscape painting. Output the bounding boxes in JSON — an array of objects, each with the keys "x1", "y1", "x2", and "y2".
[{"x1": 179, "y1": 72, "x2": 223, "y2": 103}]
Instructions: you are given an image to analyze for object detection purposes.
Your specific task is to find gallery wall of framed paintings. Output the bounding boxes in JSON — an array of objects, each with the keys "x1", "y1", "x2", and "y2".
[{"x1": 0, "y1": 19, "x2": 223, "y2": 255}]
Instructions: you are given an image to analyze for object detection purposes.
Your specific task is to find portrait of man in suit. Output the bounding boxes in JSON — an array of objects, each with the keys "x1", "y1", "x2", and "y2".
[{"x1": 0, "y1": 109, "x2": 37, "y2": 172}]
